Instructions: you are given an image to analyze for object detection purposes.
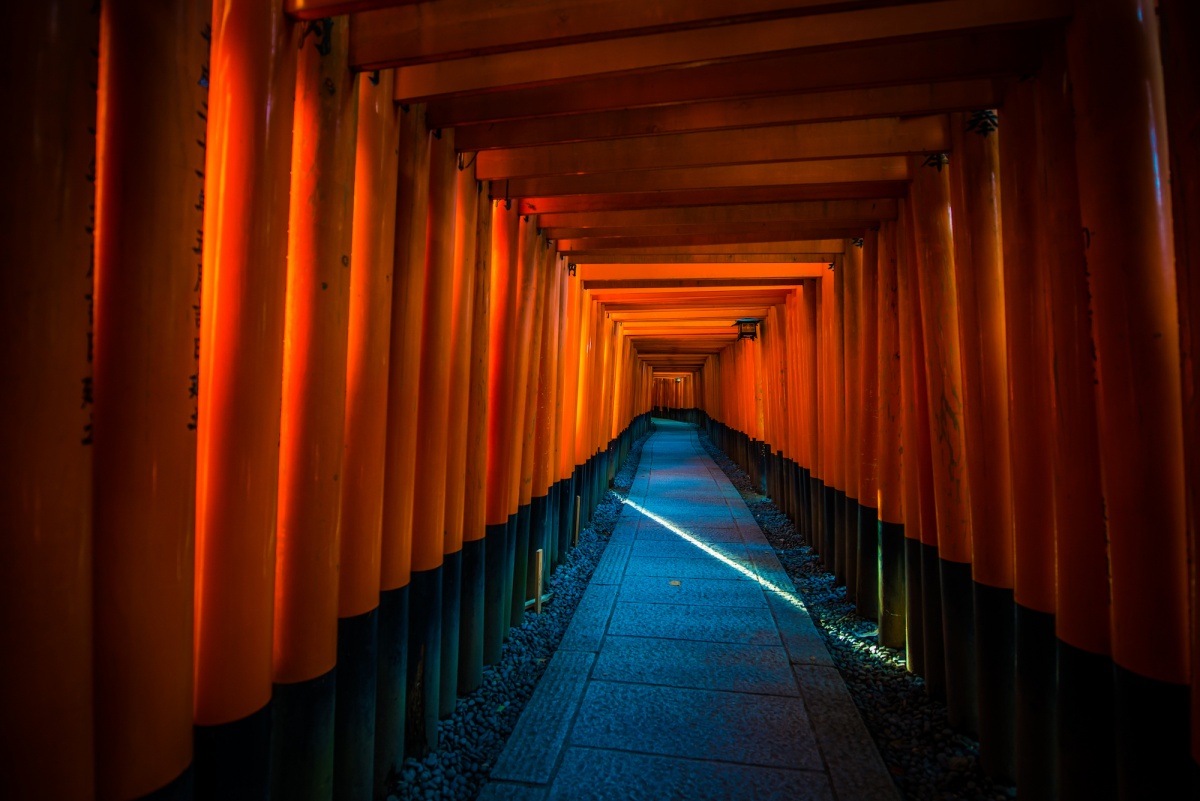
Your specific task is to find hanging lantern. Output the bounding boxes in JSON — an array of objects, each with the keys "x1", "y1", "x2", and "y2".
[
  {"x1": 675, "y1": 377, "x2": 682, "y2": 383},
  {"x1": 736, "y1": 318, "x2": 759, "y2": 341}
]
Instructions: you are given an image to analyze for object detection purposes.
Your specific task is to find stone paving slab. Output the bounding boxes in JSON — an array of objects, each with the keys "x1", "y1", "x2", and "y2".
[
  {"x1": 547, "y1": 748, "x2": 835, "y2": 801},
  {"x1": 794, "y1": 666, "x2": 903, "y2": 801},
  {"x1": 481, "y1": 420, "x2": 896, "y2": 800},
  {"x1": 623, "y1": 554, "x2": 755, "y2": 582},
  {"x1": 616, "y1": 573, "x2": 767, "y2": 608},
  {"x1": 606, "y1": 600, "x2": 782, "y2": 646},
  {"x1": 558, "y1": 583, "x2": 617, "y2": 653},
  {"x1": 490, "y1": 651, "x2": 595, "y2": 785},
  {"x1": 589, "y1": 543, "x2": 630, "y2": 584},
  {"x1": 571, "y1": 681, "x2": 824, "y2": 770},
  {"x1": 592, "y1": 635, "x2": 798, "y2": 696}
]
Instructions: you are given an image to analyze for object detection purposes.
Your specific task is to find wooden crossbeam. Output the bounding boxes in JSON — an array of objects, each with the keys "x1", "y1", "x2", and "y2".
[
  {"x1": 383, "y1": 0, "x2": 1068, "y2": 99},
  {"x1": 558, "y1": 230, "x2": 864, "y2": 250},
  {"x1": 539, "y1": 199, "x2": 896, "y2": 230},
  {"x1": 570, "y1": 254, "x2": 839, "y2": 264},
  {"x1": 502, "y1": 158, "x2": 909, "y2": 200},
  {"x1": 286, "y1": 0, "x2": 420, "y2": 22},
  {"x1": 460, "y1": 80, "x2": 1002, "y2": 151},
  {"x1": 350, "y1": 0, "x2": 863, "y2": 68},
  {"x1": 423, "y1": 30, "x2": 1040, "y2": 126},
  {"x1": 478, "y1": 116, "x2": 946, "y2": 179},
  {"x1": 577, "y1": 263, "x2": 826, "y2": 280},
  {"x1": 518, "y1": 182, "x2": 907, "y2": 215}
]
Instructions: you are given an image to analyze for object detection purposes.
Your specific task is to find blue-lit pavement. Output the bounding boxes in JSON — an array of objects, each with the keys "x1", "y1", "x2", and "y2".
[{"x1": 480, "y1": 419, "x2": 899, "y2": 801}]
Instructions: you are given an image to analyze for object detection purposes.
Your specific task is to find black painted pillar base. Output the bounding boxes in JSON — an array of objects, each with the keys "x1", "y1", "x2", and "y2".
[
  {"x1": 194, "y1": 703, "x2": 271, "y2": 801},
  {"x1": 557, "y1": 473, "x2": 576, "y2": 564},
  {"x1": 138, "y1": 766, "x2": 192, "y2": 801},
  {"x1": 1015, "y1": 605, "x2": 1057, "y2": 801},
  {"x1": 458, "y1": 536, "x2": 485, "y2": 693},
  {"x1": 405, "y1": 566, "x2": 442, "y2": 759},
  {"x1": 483, "y1": 520, "x2": 508, "y2": 663},
  {"x1": 547, "y1": 482, "x2": 560, "y2": 569},
  {"x1": 439, "y1": 549, "x2": 462, "y2": 718},
  {"x1": 877, "y1": 519, "x2": 905, "y2": 648},
  {"x1": 845, "y1": 495, "x2": 859, "y2": 603},
  {"x1": 810, "y1": 477, "x2": 824, "y2": 555},
  {"x1": 526, "y1": 495, "x2": 547, "y2": 604},
  {"x1": 940, "y1": 558, "x2": 978, "y2": 736},
  {"x1": 903, "y1": 537, "x2": 924, "y2": 675},
  {"x1": 503, "y1": 512, "x2": 519, "y2": 635},
  {"x1": 1113, "y1": 663, "x2": 1191, "y2": 800},
  {"x1": 1056, "y1": 640, "x2": 1115, "y2": 801},
  {"x1": 855, "y1": 504, "x2": 878, "y2": 619},
  {"x1": 271, "y1": 670, "x2": 335, "y2": 801},
  {"x1": 334, "y1": 607, "x2": 378, "y2": 801},
  {"x1": 833, "y1": 489, "x2": 847, "y2": 586},
  {"x1": 511, "y1": 504, "x2": 531, "y2": 628},
  {"x1": 822, "y1": 485, "x2": 836, "y2": 570},
  {"x1": 374, "y1": 585, "x2": 408, "y2": 797},
  {"x1": 973, "y1": 582, "x2": 1015, "y2": 783},
  {"x1": 920, "y1": 542, "x2": 946, "y2": 700}
]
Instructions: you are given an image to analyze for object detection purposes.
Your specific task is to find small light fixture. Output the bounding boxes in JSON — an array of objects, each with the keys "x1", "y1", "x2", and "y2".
[
  {"x1": 736, "y1": 318, "x2": 759, "y2": 341},
  {"x1": 675, "y1": 377, "x2": 682, "y2": 383}
]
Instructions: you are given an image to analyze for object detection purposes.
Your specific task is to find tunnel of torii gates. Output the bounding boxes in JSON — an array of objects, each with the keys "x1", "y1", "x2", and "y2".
[{"x1": 2, "y1": 0, "x2": 1199, "y2": 799}]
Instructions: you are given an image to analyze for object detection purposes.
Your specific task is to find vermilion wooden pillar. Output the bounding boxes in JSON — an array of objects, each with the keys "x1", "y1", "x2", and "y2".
[
  {"x1": 1068, "y1": 2, "x2": 1191, "y2": 795},
  {"x1": 484, "y1": 200, "x2": 519, "y2": 660},
  {"x1": 843, "y1": 242, "x2": 862, "y2": 602},
  {"x1": 1158, "y1": 0, "x2": 1200, "y2": 783},
  {"x1": 857, "y1": 230, "x2": 880, "y2": 620},
  {"x1": 92, "y1": 2, "x2": 208, "y2": 798},
  {"x1": 832, "y1": 261, "x2": 847, "y2": 587},
  {"x1": 376, "y1": 102, "x2": 431, "y2": 793},
  {"x1": 407, "y1": 127, "x2": 459, "y2": 757},
  {"x1": 900, "y1": 195, "x2": 945, "y2": 698},
  {"x1": 459, "y1": 181, "x2": 493, "y2": 694},
  {"x1": 999, "y1": 78, "x2": 1059, "y2": 800},
  {"x1": 1033, "y1": 42, "x2": 1115, "y2": 800},
  {"x1": 909, "y1": 156, "x2": 976, "y2": 730},
  {"x1": 440, "y1": 161, "x2": 480, "y2": 718},
  {"x1": 2, "y1": 4, "x2": 97, "y2": 798},
  {"x1": 272, "y1": 20, "x2": 357, "y2": 799},
  {"x1": 948, "y1": 110, "x2": 1016, "y2": 782},
  {"x1": 193, "y1": 2, "x2": 297, "y2": 797},
  {"x1": 335, "y1": 67, "x2": 400, "y2": 801},
  {"x1": 876, "y1": 221, "x2": 906, "y2": 650},
  {"x1": 508, "y1": 217, "x2": 542, "y2": 628}
]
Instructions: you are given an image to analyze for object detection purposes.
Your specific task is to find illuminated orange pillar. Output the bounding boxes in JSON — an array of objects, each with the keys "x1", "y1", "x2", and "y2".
[
  {"x1": 407, "y1": 126, "x2": 459, "y2": 756},
  {"x1": 1158, "y1": 0, "x2": 1200, "y2": 777},
  {"x1": 832, "y1": 259, "x2": 848, "y2": 586},
  {"x1": 193, "y1": 1, "x2": 297, "y2": 796},
  {"x1": 484, "y1": 200, "x2": 519, "y2": 657},
  {"x1": 92, "y1": 2, "x2": 208, "y2": 798},
  {"x1": 376, "y1": 102, "x2": 431, "y2": 788},
  {"x1": 271, "y1": 19, "x2": 357, "y2": 798},
  {"x1": 530, "y1": 250, "x2": 562, "y2": 602},
  {"x1": 876, "y1": 221, "x2": 906, "y2": 649},
  {"x1": 910, "y1": 154, "x2": 977, "y2": 733},
  {"x1": 1032, "y1": 43, "x2": 1115, "y2": 799},
  {"x1": 947, "y1": 109, "x2": 1016, "y2": 781},
  {"x1": 2, "y1": 4, "x2": 97, "y2": 798},
  {"x1": 899, "y1": 194, "x2": 944, "y2": 695},
  {"x1": 1067, "y1": 2, "x2": 1190, "y2": 794},
  {"x1": 460, "y1": 179, "x2": 492, "y2": 693},
  {"x1": 998, "y1": 80, "x2": 1058, "y2": 796},
  {"x1": 507, "y1": 217, "x2": 543, "y2": 628},
  {"x1": 335, "y1": 67, "x2": 399, "y2": 801},
  {"x1": 857, "y1": 230, "x2": 880, "y2": 619},
  {"x1": 843, "y1": 241, "x2": 862, "y2": 601},
  {"x1": 440, "y1": 160, "x2": 480, "y2": 717}
]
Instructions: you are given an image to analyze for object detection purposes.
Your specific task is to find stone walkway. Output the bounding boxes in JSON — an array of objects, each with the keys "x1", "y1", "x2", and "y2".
[{"x1": 479, "y1": 420, "x2": 899, "y2": 801}]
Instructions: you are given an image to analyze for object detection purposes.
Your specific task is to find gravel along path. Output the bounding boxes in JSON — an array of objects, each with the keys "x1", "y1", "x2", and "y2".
[
  {"x1": 696, "y1": 429, "x2": 1018, "y2": 801},
  {"x1": 388, "y1": 430, "x2": 651, "y2": 801}
]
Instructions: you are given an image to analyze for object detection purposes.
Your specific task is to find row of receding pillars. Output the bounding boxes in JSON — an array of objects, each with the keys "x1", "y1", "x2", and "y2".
[
  {"x1": 651, "y1": 375, "x2": 698, "y2": 421},
  {"x1": 690, "y1": 6, "x2": 1199, "y2": 799},
  {"x1": 2, "y1": 2, "x2": 657, "y2": 800}
]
